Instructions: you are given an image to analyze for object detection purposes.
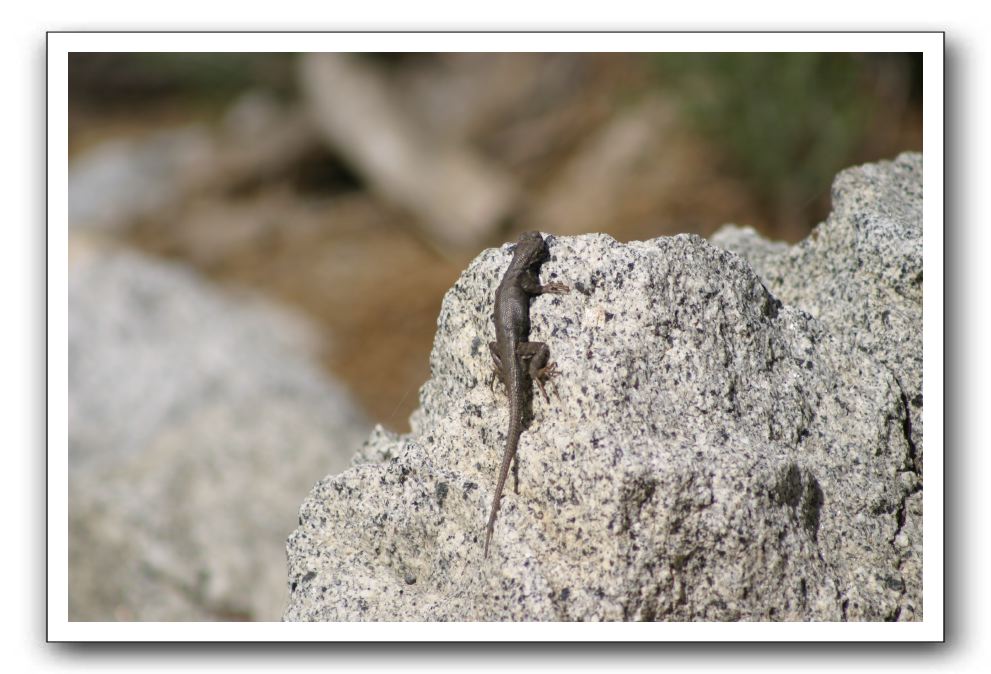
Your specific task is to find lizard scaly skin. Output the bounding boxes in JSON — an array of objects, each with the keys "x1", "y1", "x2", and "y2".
[{"x1": 484, "y1": 231, "x2": 569, "y2": 557}]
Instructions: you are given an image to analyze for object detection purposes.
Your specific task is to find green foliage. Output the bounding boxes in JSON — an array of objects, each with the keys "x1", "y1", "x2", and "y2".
[
  {"x1": 69, "y1": 53, "x2": 297, "y2": 105},
  {"x1": 653, "y1": 53, "x2": 873, "y2": 217},
  {"x1": 132, "y1": 53, "x2": 289, "y2": 98}
]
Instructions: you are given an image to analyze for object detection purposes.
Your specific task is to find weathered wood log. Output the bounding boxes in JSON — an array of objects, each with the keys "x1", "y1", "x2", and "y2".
[{"x1": 299, "y1": 53, "x2": 518, "y2": 253}]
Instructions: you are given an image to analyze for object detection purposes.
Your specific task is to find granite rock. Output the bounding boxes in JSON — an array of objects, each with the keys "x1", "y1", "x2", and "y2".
[
  {"x1": 712, "y1": 152, "x2": 923, "y2": 472},
  {"x1": 69, "y1": 242, "x2": 369, "y2": 620},
  {"x1": 284, "y1": 155, "x2": 922, "y2": 621},
  {"x1": 69, "y1": 127, "x2": 213, "y2": 232}
]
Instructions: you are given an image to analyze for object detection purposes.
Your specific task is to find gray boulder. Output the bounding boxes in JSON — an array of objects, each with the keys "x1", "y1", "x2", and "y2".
[
  {"x1": 711, "y1": 153, "x2": 922, "y2": 473},
  {"x1": 284, "y1": 154, "x2": 922, "y2": 621},
  {"x1": 69, "y1": 127, "x2": 213, "y2": 232},
  {"x1": 69, "y1": 240, "x2": 369, "y2": 620}
]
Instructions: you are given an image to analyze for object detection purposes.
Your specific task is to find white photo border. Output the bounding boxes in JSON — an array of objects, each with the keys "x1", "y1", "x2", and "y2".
[{"x1": 48, "y1": 31, "x2": 944, "y2": 642}]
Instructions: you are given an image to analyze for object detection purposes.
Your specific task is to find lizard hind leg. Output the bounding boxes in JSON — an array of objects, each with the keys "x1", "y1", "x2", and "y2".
[
  {"x1": 518, "y1": 341, "x2": 556, "y2": 403},
  {"x1": 533, "y1": 362, "x2": 559, "y2": 403},
  {"x1": 488, "y1": 341, "x2": 505, "y2": 392}
]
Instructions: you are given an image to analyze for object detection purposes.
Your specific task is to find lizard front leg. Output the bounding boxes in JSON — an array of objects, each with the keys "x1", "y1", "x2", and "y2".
[
  {"x1": 538, "y1": 281, "x2": 570, "y2": 295},
  {"x1": 521, "y1": 276, "x2": 571, "y2": 296}
]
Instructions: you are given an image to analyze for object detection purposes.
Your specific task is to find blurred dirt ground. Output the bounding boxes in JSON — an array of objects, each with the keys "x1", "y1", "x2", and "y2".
[{"x1": 69, "y1": 53, "x2": 922, "y2": 431}]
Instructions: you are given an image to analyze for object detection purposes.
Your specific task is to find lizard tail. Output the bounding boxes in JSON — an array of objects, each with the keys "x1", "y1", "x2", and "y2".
[{"x1": 484, "y1": 404, "x2": 522, "y2": 558}]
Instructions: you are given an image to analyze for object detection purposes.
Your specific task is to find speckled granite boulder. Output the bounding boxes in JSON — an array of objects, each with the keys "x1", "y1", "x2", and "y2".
[
  {"x1": 712, "y1": 152, "x2": 923, "y2": 472},
  {"x1": 69, "y1": 242, "x2": 369, "y2": 620},
  {"x1": 285, "y1": 156, "x2": 922, "y2": 621},
  {"x1": 711, "y1": 152, "x2": 924, "y2": 620}
]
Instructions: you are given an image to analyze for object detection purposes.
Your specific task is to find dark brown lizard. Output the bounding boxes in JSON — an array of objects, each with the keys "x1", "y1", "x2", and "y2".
[{"x1": 484, "y1": 231, "x2": 569, "y2": 557}]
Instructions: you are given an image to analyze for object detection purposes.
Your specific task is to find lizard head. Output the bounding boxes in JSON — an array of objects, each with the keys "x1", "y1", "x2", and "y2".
[{"x1": 510, "y1": 231, "x2": 550, "y2": 266}]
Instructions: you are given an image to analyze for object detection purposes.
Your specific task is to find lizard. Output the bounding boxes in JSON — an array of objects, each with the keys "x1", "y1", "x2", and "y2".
[{"x1": 484, "y1": 230, "x2": 570, "y2": 558}]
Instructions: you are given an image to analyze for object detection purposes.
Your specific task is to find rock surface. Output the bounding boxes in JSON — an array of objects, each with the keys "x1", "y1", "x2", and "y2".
[
  {"x1": 69, "y1": 241, "x2": 369, "y2": 620},
  {"x1": 711, "y1": 153, "x2": 923, "y2": 472},
  {"x1": 710, "y1": 152, "x2": 924, "y2": 618},
  {"x1": 284, "y1": 154, "x2": 923, "y2": 622},
  {"x1": 69, "y1": 127, "x2": 213, "y2": 232}
]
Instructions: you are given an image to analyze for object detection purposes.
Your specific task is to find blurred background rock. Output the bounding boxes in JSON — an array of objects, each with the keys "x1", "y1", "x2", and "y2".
[{"x1": 67, "y1": 52, "x2": 921, "y2": 620}]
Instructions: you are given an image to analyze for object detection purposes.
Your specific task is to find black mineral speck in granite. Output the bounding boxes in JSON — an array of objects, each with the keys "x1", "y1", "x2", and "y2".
[{"x1": 435, "y1": 481, "x2": 449, "y2": 507}]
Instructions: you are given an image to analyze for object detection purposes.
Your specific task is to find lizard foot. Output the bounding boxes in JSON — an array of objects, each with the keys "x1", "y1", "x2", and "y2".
[
  {"x1": 489, "y1": 367, "x2": 504, "y2": 393},
  {"x1": 541, "y1": 281, "x2": 571, "y2": 295},
  {"x1": 535, "y1": 361, "x2": 560, "y2": 403}
]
